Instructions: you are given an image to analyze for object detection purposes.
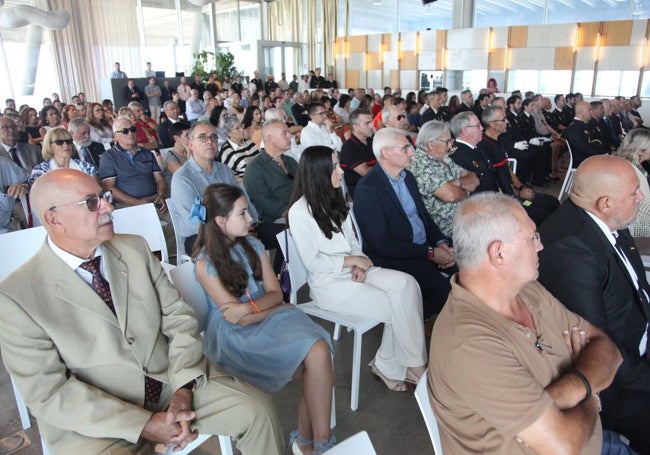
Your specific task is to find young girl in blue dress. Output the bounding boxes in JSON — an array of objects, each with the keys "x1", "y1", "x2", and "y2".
[{"x1": 192, "y1": 183, "x2": 335, "y2": 455}]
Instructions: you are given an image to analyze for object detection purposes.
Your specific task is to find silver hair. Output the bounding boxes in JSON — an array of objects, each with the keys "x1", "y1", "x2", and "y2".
[
  {"x1": 453, "y1": 192, "x2": 522, "y2": 269},
  {"x1": 481, "y1": 106, "x2": 504, "y2": 128},
  {"x1": 162, "y1": 101, "x2": 178, "y2": 112},
  {"x1": 616, "y1": 128, "x2": 650, "y2": 166},
  {"x1": 264, "y1": 108, "x2": 287, "y2": 121},
  {"x1": 112, "y1": 115, "x2": 133, "y2": 132},
  {"x1": 449, "y1": 111, "x2": 476, "y2": 138},
  {"x1": 219, "y1": 114, "x2": 240, "y2": 138},
  {"x1": 415, "y1": 121, "x2": 449, "y2": 151},
  {"x1": 372, "y1": 127, "x2": 406, "y2": 160},
  {"x1": 68, "y1": 116, "x2": 88, "y2": 133},
  {"x1": 127, "y1": 101, "x2": 143, "y2": 110}
]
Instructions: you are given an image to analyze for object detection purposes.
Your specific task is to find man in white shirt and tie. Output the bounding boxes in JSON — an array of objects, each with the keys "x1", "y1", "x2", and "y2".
[
  {"x1": 68, "y1": 118, "x2": 104, "y2": 169},
  {"x1": 538, "y1": 155, "x2": 650, "y2": 454}
]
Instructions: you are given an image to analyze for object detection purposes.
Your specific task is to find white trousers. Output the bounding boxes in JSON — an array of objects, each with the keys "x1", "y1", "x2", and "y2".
[{"x1": 311, "y1": 267, "x2": 427, "y2": 381}]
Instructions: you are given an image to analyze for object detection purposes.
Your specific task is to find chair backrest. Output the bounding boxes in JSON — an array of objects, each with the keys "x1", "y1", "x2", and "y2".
[
  {"x1": 325, "y1": 431, "x2": 377, "y2": 455},
  {"x1": 166, "y1": 197, "x2": 190, "y2": 263},
  {"x1": 0, "y1": 226, "x2": 47, "y2": 282},
  {"x1": 414, "y1": 371, "x2": 445, "y2": 455},
  {"x1": 169, "y1": 261, "x2": 210, "y2": 332},
  {"x1": 557, "y1": 140, "x2": 575, "y2": 202},
  {"x1": 276, "y1": 229, "x2": 309, "y2": 304},
  {"x1": 112, "y1": 203, "x2": 169, "y2": 262}
]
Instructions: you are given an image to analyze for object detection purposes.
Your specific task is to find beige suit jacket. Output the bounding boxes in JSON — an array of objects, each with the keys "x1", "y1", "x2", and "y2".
[{"x1": 0, "y1": 234, "x2": 207, "y2": 452}]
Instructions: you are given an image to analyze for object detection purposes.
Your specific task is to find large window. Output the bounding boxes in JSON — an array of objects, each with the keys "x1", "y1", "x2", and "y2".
[
  {"x1": 475, "y1": 0, "x2": 646, "y2": 27},
  {"x1": 343, "y1": 0, "x2": 452, "y2": 36}
]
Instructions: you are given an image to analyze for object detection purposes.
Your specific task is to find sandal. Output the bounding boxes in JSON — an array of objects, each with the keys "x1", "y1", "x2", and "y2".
[
  {"x1": 313, "y1": 435, "x2": 337, "y2": 455},
  {"x1": 369, "y1": 360, "x2": 408, "y2": 392},
  {"x1": 289, "y1": 429, "x2": 313, "y2": 455}
]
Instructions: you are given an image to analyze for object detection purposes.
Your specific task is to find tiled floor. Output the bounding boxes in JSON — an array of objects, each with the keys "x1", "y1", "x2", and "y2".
[{"x1": 0, "y1": 173, "x2": 564, "y2": 455}]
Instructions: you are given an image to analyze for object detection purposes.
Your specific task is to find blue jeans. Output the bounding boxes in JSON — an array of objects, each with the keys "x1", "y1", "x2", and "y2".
[{"x1": 602, "y1": 431, "x2": 638, "y2": 455}]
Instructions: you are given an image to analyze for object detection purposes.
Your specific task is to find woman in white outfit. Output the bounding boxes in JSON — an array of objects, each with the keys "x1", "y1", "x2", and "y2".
[{"x1": 288, "y1": 145, "x2": 427, "y2": 392}]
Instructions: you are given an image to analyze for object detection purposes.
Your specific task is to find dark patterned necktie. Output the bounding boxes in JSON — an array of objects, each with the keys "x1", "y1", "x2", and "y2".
[
  {"x1": 79, "y1": 256, "x2": 163, "y2": 403},
  {"x1": 8, "y1": 147, "x2": 20, "y2": 166}
]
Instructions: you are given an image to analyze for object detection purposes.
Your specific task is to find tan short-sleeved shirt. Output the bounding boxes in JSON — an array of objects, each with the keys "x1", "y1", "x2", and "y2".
[{"x1": 428, "y1": 276, "x2": 602, "y2": 454}]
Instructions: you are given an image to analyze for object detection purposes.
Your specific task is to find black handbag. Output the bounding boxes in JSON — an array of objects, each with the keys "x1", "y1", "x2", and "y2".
[{"x1": 279, "y1": 230, "x2": 291, "y2": 294}]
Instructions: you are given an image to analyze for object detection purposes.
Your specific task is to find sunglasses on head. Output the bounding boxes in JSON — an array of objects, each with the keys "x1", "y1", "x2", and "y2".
[
  {"x1": 51, "y1": 138, "x2": 74, "y2": 146},
  {"x1": 118, "y1": 126, "x2": 138, "y2": 134}
]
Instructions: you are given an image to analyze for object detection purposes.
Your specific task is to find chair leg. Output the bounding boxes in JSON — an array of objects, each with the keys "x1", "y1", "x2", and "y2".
[
  {"x1": 41, "y1": 437, "x2": 50, "y2": 455},
  {"x1": 333, "y1": 323, "x2": 342, "y2": 341},
  {"x1": 350, "y1": 327, "x2": 362, "y2": 411},
  {"x1": 218, "y1": 434, "x2": 234, "y2": 455},
  {"x1": 11, "y1": 377, "x2": 31, "y2": 430}
]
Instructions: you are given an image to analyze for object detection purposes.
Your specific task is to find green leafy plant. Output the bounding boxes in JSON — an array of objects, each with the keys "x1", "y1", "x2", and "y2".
[{"x1": 191, "y1": 50, "x2": 242, "y2": 82}]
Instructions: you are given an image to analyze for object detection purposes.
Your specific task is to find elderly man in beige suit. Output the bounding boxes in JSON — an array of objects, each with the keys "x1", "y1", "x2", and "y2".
[{"x1": 0, "y1": 168, "x2": 284, "y2": 454}]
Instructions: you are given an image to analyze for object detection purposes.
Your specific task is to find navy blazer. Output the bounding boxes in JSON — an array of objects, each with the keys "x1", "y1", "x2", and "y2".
[
  {"x1": 353, "y1": 164, "x2": 446, "y2": 264},
  {"x1": 538, "y1": 199, "x2": 650, "y2": 398}
]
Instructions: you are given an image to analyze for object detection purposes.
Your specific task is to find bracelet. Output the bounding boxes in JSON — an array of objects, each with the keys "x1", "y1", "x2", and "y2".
[
  {"x1": 245, "y1": 289, "x2": 261, "y2": 313},
  {"x1": 593, "y1": 393, "x2": 602, "y2": 412},
  {"x1": 567, "y1": 368, "x2": 592, "y2": 404}
]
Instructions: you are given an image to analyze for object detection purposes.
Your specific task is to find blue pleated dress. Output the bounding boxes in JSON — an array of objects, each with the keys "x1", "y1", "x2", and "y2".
[{"x1": 199, "y1": 236, "x2": 333, "y2": 393}]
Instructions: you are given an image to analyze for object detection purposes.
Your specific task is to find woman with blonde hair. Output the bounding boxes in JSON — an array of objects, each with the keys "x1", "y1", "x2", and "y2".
[
  {"x1": 29, "y1": 127, "x2": 98, "y2": 186},
  {"x1": 616, "y1": 128, "x2": 650, "y2": 237}
]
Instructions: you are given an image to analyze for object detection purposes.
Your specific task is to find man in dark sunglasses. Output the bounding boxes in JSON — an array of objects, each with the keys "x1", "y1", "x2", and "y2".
[
  {"x1": 384, "y1": 105, "x2": 417, "y2": 142},
  {"x1": 99, "y1": 117, "x2": 167, "y2": 214},
  {"x1": 0, "y1": 168, "x2": 283, "y2": 454}
]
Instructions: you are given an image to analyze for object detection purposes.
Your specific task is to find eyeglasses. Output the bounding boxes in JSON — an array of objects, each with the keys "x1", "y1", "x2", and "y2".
[
  {"x1": 435, "y1": 138, "x2": 455, "y2": 146},
  {"x1": 0, "y1": 125, "x2": 15, "y2": 130},
  {"x1": 312, "y1": 111, "x2": 327, "y2": 116},
  {"x1": 49, "y1": 191, "x2": 114, "y2": 211},
  {"x1": 491, "y1": 118, "x2": 507, "y2": 123},
  {"x1": 51, "y1": 138, "x2": 74, "y2": 146},
  {"x1": 392, "y1": 143, "x2": 415, "y2": 153},
  {"x1": 396, "y1": 115, "x2": 406, "y2": 121},
  {"x1": 511, "y1": 232, "x2": 541, "y2": 245},
  {"x1": 196, "y1": 134, "x2": 219, "y2": 143},
  {"x1": 117, "y1": 126, "x2": 138, "y2": 135},
  {"x1": 466, "y1": 123, "x2": 482, "y2": 128}
]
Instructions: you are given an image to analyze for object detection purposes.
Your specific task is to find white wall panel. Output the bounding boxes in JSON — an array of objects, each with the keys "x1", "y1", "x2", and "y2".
[
  {"x1": 418, "y1": 51, "x2": 438, "y2": 70},
  {"x1": 420, "y1": 30, "x2": 438, "y2": 51},
  {"x1": 575, "y1": 47, "x2": 599, "y2": 69},
  {"x1": 367, "y1": 70, "x2": 383, "y2": 91},
  {"x1": 368, "y1": 34, "x2": 383, "y2": 53},
  {"x1": 492, "y1": 27, "x2": 508, "y2": 49},
  {"x1": 401, "y1": 31, "x2": 417, "y2": 51},
  {"x1": 447, "y1": 49, "x2": 488, "y2": 70},
  {"x1": 528, "y1": 23, "x2": 577, "y2": 48},
  {"x1": 508, "y1": 48, "x2": 555, "y2": 69},
  {"x1": 598, "y1": 46, "x2": 643, "y2": 71},
  {"x1": 347, "y1": 52, "x2": 365, "y2": 71},
  {"x1": 631, "y1": 20, "x2": 648, "y2": 45},
  {"x1": 400, "y1": 70, "x2": 417, "y2": 90}
]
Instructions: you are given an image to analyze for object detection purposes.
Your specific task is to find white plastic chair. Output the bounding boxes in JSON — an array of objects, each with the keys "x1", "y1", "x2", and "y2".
[
  {"x1": 168, "y1": 261, "x2": 211, "y2": 332},
  {"x1": 0, "y1": 226, "x2": 48, "y2": 448},
  {"x1": 166, "y1": 197, "x2": 191, "y2": 264},
  {"x1": 150, "y1": 262, "x2": 235, "y2": 455},
  {"x1": 414, "y1": 371, "x2": 445, "y2": 455},
  {"x1": 277, "y1": 229, "x2": 381, "y2": 411},
  {"x1": 325, "y1": 431, "x2": 377, "y2": 455},
  {"x1": 558, "y1": 140, "x2": 575, "y2": 202},
  {"x1": 112, "y1": 203, "x2": 169, "y2": 262}
]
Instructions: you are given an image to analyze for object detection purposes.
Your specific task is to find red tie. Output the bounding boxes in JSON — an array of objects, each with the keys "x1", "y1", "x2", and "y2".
[{"x1": 79, "y1": 256, "x2": 163, "y2": 403}]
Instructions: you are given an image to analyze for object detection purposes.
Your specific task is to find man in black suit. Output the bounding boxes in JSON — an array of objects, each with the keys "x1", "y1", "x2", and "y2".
[
  {"x1": 158, "y1": 101, "x2": 181, "y2": 149},
  {"x1": 353, "y1": 127, "x2": 455, "y2": 318},
  {"x1": 562, "y1": 101, "x2": 607, "y2": 167},
  {"x1": 457, "y1": 90, "x2": 475, "y2": 114},
  {"x1": 68, "y1": 117, "x2": 104, "y2": 169},
  {"x1": 290, "y1": 92, "x2": 310, "y2": 127},
  {"x1": 0, "y1": 117, "x2": 42, "y2": 172},
  {"x1": 123, "y1": 79, "x2": 142, "y2": 104},
  {"x1": 538, "y1": 155, "x2": 650, "y2": 455}
]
